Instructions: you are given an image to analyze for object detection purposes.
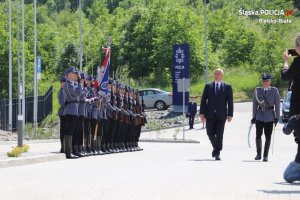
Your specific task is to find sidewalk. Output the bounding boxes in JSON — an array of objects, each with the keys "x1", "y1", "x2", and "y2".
[{"x1": 0, "y1": 140, "x2": 65, "y2": 168}]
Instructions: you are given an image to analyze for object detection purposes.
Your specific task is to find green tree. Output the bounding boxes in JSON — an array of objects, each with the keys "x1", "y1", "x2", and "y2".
[{"x1": 57, "y1": 42, "x2": 79, "y2": 75}]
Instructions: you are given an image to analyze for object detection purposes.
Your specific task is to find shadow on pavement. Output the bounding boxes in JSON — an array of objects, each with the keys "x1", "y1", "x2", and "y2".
[
  {"x1": 274, "y1": 182, "x2": 300, "y2": 186},
  {"x1": 242, "y1": 160, "x2": 263, "y2": 163},
  {"x1": 257, "y1": 190, "x2": 300, "y2": 194},
  {"x1": 188, "y1": 159, "x2": 216, "y2": 162}
]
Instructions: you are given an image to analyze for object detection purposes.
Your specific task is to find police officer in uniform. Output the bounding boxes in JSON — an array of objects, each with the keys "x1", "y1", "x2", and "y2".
[
  {"x1": 108, "y1": 80, "x2": 118, "y2": 153},
  {"x1": 72, "y1": 72, "x2": 87, "y2": 157},
  {"x1": 251, "y1": 73, "x2": 280, "y2": 162},
  {"x1": 85, "y1": 75, "x2": 94, "y2": 155},
  {"x1": 58, "y1": 76, "x2": 66, "y2": 153},
  {"x1": 117, "y1": 84, "x2": 129, "y2": 152},
  {"x1": 63, "y1": 66, "x2": 82, "y2": 159},
  {"x1": 101, "y1": 80, "x2": 116, "y2": 153}
]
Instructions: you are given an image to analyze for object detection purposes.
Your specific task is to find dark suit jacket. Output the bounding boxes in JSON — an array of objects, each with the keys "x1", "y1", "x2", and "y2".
[
  {"x1": 200, "y1": 82, "x2": 234, "y2": 120},
  {"x1": 188, "y1": 102, "x2": 197, "y2": 117},
  {"x1": 281, "y1": 56, "x2": 300, "y2": 115}
]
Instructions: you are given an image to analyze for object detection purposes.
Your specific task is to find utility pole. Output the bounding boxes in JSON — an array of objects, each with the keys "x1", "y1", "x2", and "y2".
[
  {"x1": 21, "y1": 0, "x2": 25, "y2": 133},
  {"x1": 8, "y1": 0, "x2": 12, "y2": 132},
  {"x1": 204, "y1": 0, "x2": 209, "y2": 83},
  {"x1": 79, "y1": 0, "x2": 83, "y2": 71},
  {"x1": 33, "y1": 0, "x2": 38, "y2": 139}
]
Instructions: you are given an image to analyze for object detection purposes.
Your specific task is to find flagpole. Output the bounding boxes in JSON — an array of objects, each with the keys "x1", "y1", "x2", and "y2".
[
  {"x1": 79, "y1": 0, "x2": 83, "y2": 72},
  {"x1": 33, "y1": 0, "x2": 38, "y2": 138},
  {"x1": 8, "y1": 0, "x2": 12, "y2": 131},
  {"x1": 22, "y1": 0, "x2": 26, "y2": 134}
]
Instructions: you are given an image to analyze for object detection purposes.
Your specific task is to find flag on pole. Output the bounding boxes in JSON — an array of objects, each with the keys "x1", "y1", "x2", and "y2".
[{"x1": 97, "y1": 46, "x2": 111, "y2": 96}]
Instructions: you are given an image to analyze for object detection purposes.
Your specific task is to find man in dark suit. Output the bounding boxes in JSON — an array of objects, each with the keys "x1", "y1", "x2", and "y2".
[
  {"x1": 187, "y1": 97, "x2": 197, "y2": 129},
  {"x1": 200, "y1": 69, "x2": 234, "y2": 160}
]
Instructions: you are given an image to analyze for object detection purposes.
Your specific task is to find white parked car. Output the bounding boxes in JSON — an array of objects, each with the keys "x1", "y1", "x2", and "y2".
[{"x1": 139, "y1": 88, "x2": 172, "y2": 110}]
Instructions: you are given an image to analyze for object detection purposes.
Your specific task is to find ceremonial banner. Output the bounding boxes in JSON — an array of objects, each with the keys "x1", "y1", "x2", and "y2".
[{"x1": 97, "y1": 46, "x2": 111, "y2": 95}]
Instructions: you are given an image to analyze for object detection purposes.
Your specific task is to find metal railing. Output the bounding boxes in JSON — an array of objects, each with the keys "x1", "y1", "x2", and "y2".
[{"x1": 0, "y1": 86, "x2": 53, "y2": 132}]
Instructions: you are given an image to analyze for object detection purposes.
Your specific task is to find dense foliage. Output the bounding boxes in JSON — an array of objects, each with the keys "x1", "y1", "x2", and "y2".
[{"x1": 0, "y1": 0, "x2": 299, "y2": 98}]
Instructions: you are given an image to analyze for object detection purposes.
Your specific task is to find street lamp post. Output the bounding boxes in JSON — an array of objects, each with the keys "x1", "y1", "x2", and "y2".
[
  {"x1": 16, "y1": 0, "x2": 24, "y2": 147},
  {"x1": 204, "y1": 0, "x2": 209, "y2": 83}
]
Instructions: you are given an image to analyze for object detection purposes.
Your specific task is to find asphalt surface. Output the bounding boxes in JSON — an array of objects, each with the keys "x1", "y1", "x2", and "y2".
[{"x1": 0, "y1": 102, "x2": 299, "y2": 200}]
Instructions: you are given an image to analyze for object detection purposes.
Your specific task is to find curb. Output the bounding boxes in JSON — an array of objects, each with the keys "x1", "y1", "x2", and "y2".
[
  {"x1": 0, "y1": 153, "x2": 65, "y2": 169},
  {"x1": 0, "y1": 139, "x2": 60, "y2": 145},
  {"x1": 139, "y1": 139, "x2": 200, "y2": 144},
  {"x1": 142, "y1": 122, "x2": 203, "y2": 133}
]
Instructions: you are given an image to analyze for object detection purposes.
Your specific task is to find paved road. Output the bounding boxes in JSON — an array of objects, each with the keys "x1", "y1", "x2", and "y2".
[{"x1": 0, "y1": 103, "x2": 299, "y2": 200}]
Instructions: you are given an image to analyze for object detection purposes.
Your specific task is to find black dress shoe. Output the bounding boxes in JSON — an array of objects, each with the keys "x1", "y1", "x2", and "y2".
[
  {"x1": 215, "y1": 155, "x2": 221, "y2": 161},
  {"x1": 66, "y1": 153, "x2": 79, "y2": 159},
  {"x1": 97, "y1": 150, "x2": 104, "y2": 155},
  {"x1": 212, "y1": 150, "x2": 216, "y2": 158},
  {"x1": 263, "y1": 157, "x2": 268, "y2": 162},
  {"x1": 255, "y1": 154, "x2": 261, "y2": 160}
]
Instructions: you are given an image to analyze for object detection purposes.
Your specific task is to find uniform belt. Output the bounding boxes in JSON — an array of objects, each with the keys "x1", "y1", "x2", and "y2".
[{"x1": 258, "y1": 106, "x2": 274, "y2": 111}]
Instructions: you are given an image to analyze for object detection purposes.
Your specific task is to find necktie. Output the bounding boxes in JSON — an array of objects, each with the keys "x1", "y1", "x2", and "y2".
[{"x1": 215, "y1": 83, "x2": 219, "y2": 95}]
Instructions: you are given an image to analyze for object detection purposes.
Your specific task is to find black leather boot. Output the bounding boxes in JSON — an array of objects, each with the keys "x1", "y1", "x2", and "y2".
[
  {"x1": 64, "y1": 135, "x2": 79, "y2": 159},
  {"x1": 96, "y1": 136, "x2": 104, "y2": 155},
  {"x1": 60, "y1": 141, "x2": 65, "y2": 153},
  {"x1": 118, "y1": 143, "x2": 124, "y2": 152},
  {"x1": 125, "y1": 142, "x2": 131, "y2": 152},
  {"x1": 107, "y1": 143, "x2": 114, "y2": 153},
  {"x1": 255, "y1": 138, "x2": 262, "y2": 160},
  {"x1": 114, "y1": 143, "x2": 120, "y2": 153},
  {"x1": 73, "y1": 145, "x2": 84, "y2": 157},
  {"x1": 128, "y1": 142, "x2": 133, "y2": 151},
  {"x1": 78, "y1": 145, "x2": 86, "y2": 157},
  {"x1": 92, "y1": 140, "x2": 98, "y2": 155},
  {"x1": 136, "y1": 142, "x2": 143, "y2": 151},
  {"x1": 120, "y1": 142, "x2": 126, "y2": 152},
  {"x1": 101, "y1": 144, "x2": 107, "y2": 154},
  {"x1": 263, "y1": 139, "x2": 271, "y2": 162}
]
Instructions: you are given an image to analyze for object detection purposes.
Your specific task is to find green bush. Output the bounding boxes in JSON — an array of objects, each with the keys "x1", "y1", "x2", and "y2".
[{"x1": 7, "y1": 145, "x2": 30, "y2": 158}]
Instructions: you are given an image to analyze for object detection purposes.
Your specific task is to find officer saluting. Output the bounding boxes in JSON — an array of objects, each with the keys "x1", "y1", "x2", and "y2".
[{"x1": 251, "y1": 73, "x2": 280, "y2": 162}]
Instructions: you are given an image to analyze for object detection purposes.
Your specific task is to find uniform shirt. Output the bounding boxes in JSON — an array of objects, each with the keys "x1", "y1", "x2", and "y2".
[
  {"x1": 63, "y1": 79, "x2": 82, "y2": 116},
  {"x1": 78, "y1": 85, "x2": 88, "y2": 117},
  {"x1": 85, "y1": 87, "x2": 94, "y2": 118},
  {"x1": 106, "y1": 91, "x2": 116, "y2": 118},
  {"x1": 252, "y1": 87, "x2": 280, "y2": 122},
  {"x1": 58, "y1": 87, "x2": 65, "y2": 116}
]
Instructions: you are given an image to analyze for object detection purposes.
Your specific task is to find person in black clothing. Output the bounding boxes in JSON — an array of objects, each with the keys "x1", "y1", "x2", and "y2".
[
  {"x1": 200, "y1": 69, "x2": 234, "y2": 161},
  {"x1": 283, "y1": 115, "x2": 300, "y2": 183},
  {"x1": 282, "y1": 34, "x2": 300, "y2": 117},
  {"x1": 187, "y1": 97, "x2": 197, "y2": 129},
  {"x1": 281, "y1": 33, "x2": 300, "y2": 182}
]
